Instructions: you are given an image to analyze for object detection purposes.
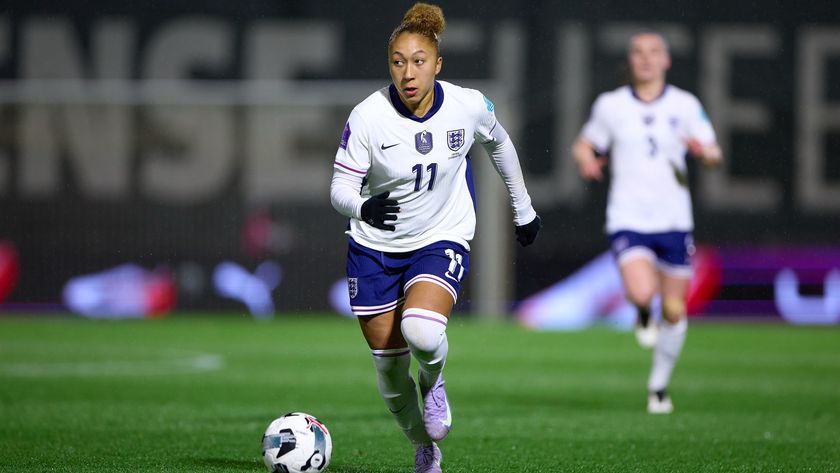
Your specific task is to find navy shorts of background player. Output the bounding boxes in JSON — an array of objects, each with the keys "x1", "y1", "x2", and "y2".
[
  {"x1": 346, "y1": 238, "x2": 470, "y2": 317},
  {"x1": 608, "y1": 230, "x2": 695, "y2": 278}
]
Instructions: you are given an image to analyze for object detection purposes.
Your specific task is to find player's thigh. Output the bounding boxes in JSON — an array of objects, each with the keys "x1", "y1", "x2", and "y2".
[
  {"x1": 654, "y1": 231, "x2": 693, "y2": 322},
  {"x1": 358, "y1": 309, "x2": 407, "y2": 350},
  {"x1": 618, "y1": 256, "x2": 659, "y2": 305},
  {"x1": 404, "y1": 281, "x2": 454, "y2": 316},
  {"x1": 610, "y1": 231, "x2": 659, "y2": 305}
]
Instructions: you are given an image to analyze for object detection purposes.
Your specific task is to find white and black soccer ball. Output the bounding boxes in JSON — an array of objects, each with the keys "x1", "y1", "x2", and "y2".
[{"x1": 262, "y1": 412, "x2": 332, "y2": 473}]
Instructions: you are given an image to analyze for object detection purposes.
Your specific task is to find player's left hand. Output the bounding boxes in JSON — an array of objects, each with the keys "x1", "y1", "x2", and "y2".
[
  {"x1": 515, "y1": 215, "x2": 541, "y2": 247},
  {"x1": 686, "y1": 138, "x2": 722, "y2": 166},
  {"x1": 685, "y1": 138, "x2": 705, "y2": 157}
]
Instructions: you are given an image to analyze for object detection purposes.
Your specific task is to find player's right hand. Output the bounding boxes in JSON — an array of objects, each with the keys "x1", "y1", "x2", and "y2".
[
  {"x1": 360, "y1": 191, "x2": 399, "y2": 231},
  {"x1": 578, "y1": 156, "x2": 607, "y2": 181}
]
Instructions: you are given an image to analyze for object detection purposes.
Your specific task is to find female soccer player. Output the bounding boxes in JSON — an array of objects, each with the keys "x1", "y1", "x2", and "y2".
[
  {"x1": 330, "y1": 3, "x2": 540, "y2": 471},
  {"x1": 572, "y1": 31, "x2": 722, "y2": 414}
]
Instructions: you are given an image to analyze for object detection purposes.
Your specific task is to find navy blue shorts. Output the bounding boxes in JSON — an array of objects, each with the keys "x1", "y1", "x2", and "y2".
[
  {"x1": 608, "y1": 230, "x2": 694, "y2": 278},
  {"x1": 346, "y1": 238, "x2": 470, "y2": 316}
]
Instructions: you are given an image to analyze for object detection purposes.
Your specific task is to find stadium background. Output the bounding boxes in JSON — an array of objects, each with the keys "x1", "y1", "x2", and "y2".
[{"x1": 1, "y1": 0, "x2": 839, "y2": 322}]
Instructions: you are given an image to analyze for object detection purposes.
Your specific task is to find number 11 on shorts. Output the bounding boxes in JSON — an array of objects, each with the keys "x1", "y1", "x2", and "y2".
[{"x1": 444, "y1": 249, "x2": 464, "y2": 282}]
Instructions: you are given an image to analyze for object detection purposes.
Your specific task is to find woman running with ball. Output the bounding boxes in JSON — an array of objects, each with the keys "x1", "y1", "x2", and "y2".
[{"x1": 330, "y1": 3, "x2": 540, "y2": 471}]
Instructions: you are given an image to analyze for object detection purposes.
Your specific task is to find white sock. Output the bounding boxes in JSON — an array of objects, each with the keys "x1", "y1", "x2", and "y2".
[
  {"x1": 648, "y1": 317, "x2": 688, "y2": 392},
  {"x1": 401, "y1": 308, "x2": 449, "y2": 394},
  {"x1": 371, "y1": 348, "x2": 431, "y2": 446}
]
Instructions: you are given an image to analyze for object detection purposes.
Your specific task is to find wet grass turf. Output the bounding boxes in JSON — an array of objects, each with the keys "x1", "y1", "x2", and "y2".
[{"x1": 1, "y1": 315, "x2": 838, "y2": 472}]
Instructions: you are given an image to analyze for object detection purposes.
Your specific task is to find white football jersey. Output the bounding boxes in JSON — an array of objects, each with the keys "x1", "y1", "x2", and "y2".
[
  {"x1": 581, "y1": 85, "x2": 717, "y2": 234},
  {"x1": 334, "y1": 80, "x2": 497, "y2": 252}
]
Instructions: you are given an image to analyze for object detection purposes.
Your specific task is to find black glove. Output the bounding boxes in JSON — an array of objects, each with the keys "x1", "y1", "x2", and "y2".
[
  {"x1": 515, "y1": 215, "x2": 541, "y2": 247},
  {"x1": 360, "y1": 191, "x2": 399, "y2": 231}
]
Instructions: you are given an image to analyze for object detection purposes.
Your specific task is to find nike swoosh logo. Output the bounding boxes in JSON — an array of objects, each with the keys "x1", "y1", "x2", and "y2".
[
  {"x1": 381, "y1": 143, "x2": 400, "y2": 150},
  {"x1": 442, "y1": 404, "x2": 451, "y2": 427},
  {"x1": 389, "y1": 404, "x2": 407, "y2": 414}
]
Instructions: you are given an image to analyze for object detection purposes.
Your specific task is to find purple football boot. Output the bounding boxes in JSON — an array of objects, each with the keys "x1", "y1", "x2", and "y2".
[
  {"x1": 422, "y1": 375, "x2": 452, "y2": 441},
  {"x1": 414, "y1": 443, "x2": 442, "y2": 473}
]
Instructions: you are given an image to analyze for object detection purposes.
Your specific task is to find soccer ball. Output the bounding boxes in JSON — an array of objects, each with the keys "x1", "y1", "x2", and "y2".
[{"x1": 262, "y1": 412, "x2": 332, "y2": 473}]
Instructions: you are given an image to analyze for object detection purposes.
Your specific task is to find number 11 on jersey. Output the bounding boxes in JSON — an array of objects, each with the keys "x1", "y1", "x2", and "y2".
[{"x1": 412, "y1": 163, "x2": 438, "y2": 191}]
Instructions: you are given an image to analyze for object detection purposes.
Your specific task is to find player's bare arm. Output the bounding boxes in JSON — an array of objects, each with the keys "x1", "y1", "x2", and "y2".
[{"x1": 572, "y1": 136, "x2": 606, "y2": 181}]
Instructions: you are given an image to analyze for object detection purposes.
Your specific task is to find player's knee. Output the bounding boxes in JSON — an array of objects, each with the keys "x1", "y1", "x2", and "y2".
[
  {"x1": 627, "y1": 287, "x2": 656, "y2": 309},
  {"x1": 400, "y1": 308, "x2": 447, "y2": 355},
  {"x1": 662, "y1": 297, "x2": 686, "y2": 323}
]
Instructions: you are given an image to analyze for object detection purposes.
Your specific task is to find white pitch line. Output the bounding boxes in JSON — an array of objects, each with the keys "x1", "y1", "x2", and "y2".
[{"x1": 0, "y1": 353, "x2": 223, "y2": 378}]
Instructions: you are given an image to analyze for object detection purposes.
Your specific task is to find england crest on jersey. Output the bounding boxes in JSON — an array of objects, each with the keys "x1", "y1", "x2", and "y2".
[
  {"x1": 447, "y1": 129, "x2": 465, "y2": 151},
  {"x1": 415, "y1": 130, "x2": 433, "y2": 155},
  {"x1": 348, "y1": 278, "x2": 358, "y2": 299}
]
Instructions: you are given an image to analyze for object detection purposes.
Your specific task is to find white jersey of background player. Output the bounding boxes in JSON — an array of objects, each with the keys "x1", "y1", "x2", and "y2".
[
  {"x1": 583, "y1": 84, "x2": 717, "y2": 235},
  {"x1": 573, "y1": 31, "x2": 722, "y2": 415},
  {"x1": 335, "y1": 79, "x2": 519, "y2": 253}
]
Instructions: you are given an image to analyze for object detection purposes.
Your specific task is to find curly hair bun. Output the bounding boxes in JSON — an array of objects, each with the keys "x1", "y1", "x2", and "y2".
[
  {"x1": 401, "y1": 3, "x2": 445, "y2": 38},
  {"x1": 389, "y1": 3, "x2": 446, "y2": 49}
]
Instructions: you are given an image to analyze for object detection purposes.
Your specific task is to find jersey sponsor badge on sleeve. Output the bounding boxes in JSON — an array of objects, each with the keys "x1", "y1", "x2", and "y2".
[
  {"x1": 483, "y1": 95, "x2": 494, "y2": 112},
  {"x1": 339, "y1": 122, "x2": 351, "y2": 150}
]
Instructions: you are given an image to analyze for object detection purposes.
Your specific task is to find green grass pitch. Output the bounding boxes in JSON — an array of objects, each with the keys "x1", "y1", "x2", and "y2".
[{"x1": 1, "y1": 315, "x2": 838, "y2": 472}]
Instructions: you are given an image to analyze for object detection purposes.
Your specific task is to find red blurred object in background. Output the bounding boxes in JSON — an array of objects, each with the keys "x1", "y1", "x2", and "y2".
[
  {"x1": 687, "y1": 245, "x2": 723, "y2": 315},
  {"x1": 146, "y1": 273, "x2": 177, "y2": 318},
  {"x1": 0, "y1": 241, "x2": 20, "y2": 303},
  {"x1": 62, "y1": 264, "x2": 176, "y2": 318}
]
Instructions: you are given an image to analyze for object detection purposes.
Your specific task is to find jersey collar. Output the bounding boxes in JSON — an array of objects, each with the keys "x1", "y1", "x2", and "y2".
[
  {"x1": 630, "y1": 84, "x2": 669, "y2": 104},
  {"x1": 389, "y1": 81, "x2": 444, "y2": 123}
]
